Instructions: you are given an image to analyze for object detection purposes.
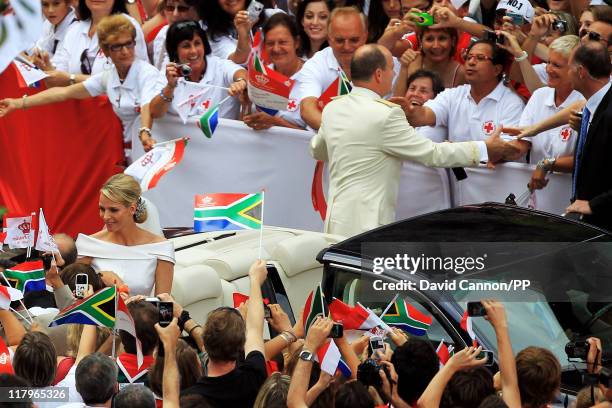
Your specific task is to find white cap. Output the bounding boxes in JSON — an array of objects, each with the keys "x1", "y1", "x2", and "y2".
[
  {"x1": 496, "y1": 0, "x2": 535, "y2": 23},
  {"x1": 451, "y1": 0, "x2": 469, "y2": 9}
]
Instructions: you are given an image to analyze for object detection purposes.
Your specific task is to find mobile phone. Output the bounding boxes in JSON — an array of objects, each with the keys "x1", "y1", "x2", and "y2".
[
  {"x1": 158, "y1": 301, "x2": 173, "y2": 328},
  {"x1": 328, "y1": 323, "x2": 344, "y2": 339},
  {"x1": 506, "y1": 12, "x2": 525, "y2": 25},
  {"x1": 467, "y1": 301, "x2": 486, "y2": 316},
  {"x1": 75, "y1": 274, "x2": 88, "y2": 299},
  {"x1": 41, "y1": 254, "x2": 53, "y2": 270},
  {"x1": 410, "y1": 12, "x2": 434, "y2": 27},
  {"x1": 483, "y1": 30, "x2": 504, "y2": 45},
  {"x1": 368, "y1": 335, "x2": 385, "y2": 356},
  {"x1": 264, "y1": 304, "x2": 271, "y2": 319},
  {"x1": 477, "y1": 350, "x2": 495, "y2": 366},
  {"x1": 247, "y1": 0, "x2": 264, "y2": 22}
]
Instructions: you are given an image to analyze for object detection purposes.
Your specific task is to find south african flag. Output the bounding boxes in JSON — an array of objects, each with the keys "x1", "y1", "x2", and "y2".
[
  {"x1": 381, "y1": 296, "x2": 433, "y2": 336},
  {"x1": 49, "y1": 286, "x2": 116, "y2": 327},
  {"x1": 194, "y1": 193, "x2": 263, "y2": 232}
]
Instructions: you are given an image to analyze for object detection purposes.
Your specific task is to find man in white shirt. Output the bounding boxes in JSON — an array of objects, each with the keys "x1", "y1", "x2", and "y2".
[
  {"x1": 297, "y1": 6, "x2": 399, "y2": 130},
  {"x1": 395, "y1": 39, "x2": 526, "y2": 156}
]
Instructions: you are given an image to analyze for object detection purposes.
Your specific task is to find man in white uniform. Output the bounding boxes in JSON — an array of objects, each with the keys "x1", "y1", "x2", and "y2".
[{"x1": 310, "y1": 44, "x2": 518, "y2": 237}]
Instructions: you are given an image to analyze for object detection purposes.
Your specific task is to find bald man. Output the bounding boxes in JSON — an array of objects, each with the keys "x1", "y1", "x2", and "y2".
[{"x1": 310, "y1": 44, "x2": 517, "y2": 237}]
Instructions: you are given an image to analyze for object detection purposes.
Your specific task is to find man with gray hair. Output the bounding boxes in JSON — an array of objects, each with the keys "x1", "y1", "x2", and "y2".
[
  {"x1": 114, "y1": 384, "x2": 156, "y2": 408},
  {"x1": 310, "y1": 44, "x2": 517, "y2": 237},
  {"x1": 74, "y1": 352, "x2": 119, "y2": 407}
]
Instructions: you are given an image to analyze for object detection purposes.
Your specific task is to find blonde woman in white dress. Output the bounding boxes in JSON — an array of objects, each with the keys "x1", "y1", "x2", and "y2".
[{"x1": 76, "y1": 174, "x2": 175, "y2": 296}]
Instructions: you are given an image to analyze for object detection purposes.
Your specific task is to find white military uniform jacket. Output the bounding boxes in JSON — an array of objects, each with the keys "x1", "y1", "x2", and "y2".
[{"x1": 310, "y1": 86, "x2": 483, "y2": 238}]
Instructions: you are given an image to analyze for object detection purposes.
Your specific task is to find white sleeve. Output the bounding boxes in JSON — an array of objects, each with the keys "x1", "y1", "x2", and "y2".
[
  {"x1": 294, "y1": 60, "x2": 325, "y2": 99},
  {"x1": 220, "y1": 59, "x2": 244, "y2": 85},
  {"x1": 82, "y1": 71, "x2": 107, "y2": 97},
  {"x1": 139, "y1": 65, "x2": 162, "y2": 105},
  {"x1": 125, "y1": 14, "x2": 148, "y2": 62},
  {"x1": 425, "y1": 87, "x2": 455, "y2": 128},
  {"x1": 152, "y1": 27, "x2": 168, "y2": 70}
]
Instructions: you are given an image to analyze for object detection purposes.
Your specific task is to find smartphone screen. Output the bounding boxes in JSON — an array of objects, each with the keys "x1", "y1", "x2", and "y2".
[
  {"x1": 75, "y1": 274, "x2": 88, "y2": 298},
  {"x1": 467, "y1": 301, "x2": 486, "y2": 317},
  {"x1": 328, "y1": 323, "x2": 344, "y2": 338},
  {"x1": 158, "y1": 302, "x2": 173, "y2": 327},
  {"x1": 478, "y1": 350, "x2": 495, "y2": 366}
]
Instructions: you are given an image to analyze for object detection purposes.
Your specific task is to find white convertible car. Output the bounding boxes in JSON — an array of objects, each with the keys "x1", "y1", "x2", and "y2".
[{"x1": 169, "y1": 227, "x2": 343, "y2": 324}]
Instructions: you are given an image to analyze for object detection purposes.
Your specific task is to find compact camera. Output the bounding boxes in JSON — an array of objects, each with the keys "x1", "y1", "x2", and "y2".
[
  {"x1": 177, "y1": 63, "x2": 192, "y2": 78},
  {"x1": 551, "y1": 20, "x2": 568, "y2": 32},
  {"x1": 357, "y1": 358, "x2": 391, "y2": 388},
  {"x1": 565, "y1": 340, "x2": 590, "y2": 360}
]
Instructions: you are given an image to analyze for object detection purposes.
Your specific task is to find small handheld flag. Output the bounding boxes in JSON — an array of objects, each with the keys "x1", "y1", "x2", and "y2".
[
  {"x1": 3, "y1": 260, "x2": 46, "y2": 293},
  {"x1": 317, "y1": 69, "x2": 352, "y2": 111},
  {"x1": 125, "y1": 137, "x2": 188, "y2": 191},
  {"x1": 303, "y1": 284, "x2": 326, "y2": 334},
  {"x1": 381, "y1": 295, "x2": 433, "y2": 336},
  {"x1": 5, "y1": 214, "x2": 35, "y2": 249},
  {"x1": 198, "y1": 95, "x2": 231, "y2": 138},
  {"x1": 194, "y1": 193, "x2": 263, "y2": 232},
  {"x1": 35, "y1": 208, "x2": 58, "y2": 253}
]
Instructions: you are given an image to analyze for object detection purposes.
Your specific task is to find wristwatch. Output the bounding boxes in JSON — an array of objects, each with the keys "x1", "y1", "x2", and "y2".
[
  {"x1": 69, "y1": 74, "x2": 76, "y2": 85},
  {"x1": 536, "y1": 157, "x2": 556, "y2": 173},
  {"x1": 298, "y1": 349, "x2": 315, "y2": 362}
]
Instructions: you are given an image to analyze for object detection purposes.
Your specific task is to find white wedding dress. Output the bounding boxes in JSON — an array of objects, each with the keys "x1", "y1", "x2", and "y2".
[{"x1": 76, "y1": 234, "x2": 175, "y2": 296}]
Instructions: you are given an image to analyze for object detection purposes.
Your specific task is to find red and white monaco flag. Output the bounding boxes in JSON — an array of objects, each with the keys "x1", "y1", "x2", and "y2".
[
  {"x1": 5, "y1": 215, "x2": 35, "y2": 249},
  {"x1": 125, "y1": 137, "x2": 188, "y2": 192},
  {"x1": 0, "y1": 285, "x2": 23, "y2": 310}
]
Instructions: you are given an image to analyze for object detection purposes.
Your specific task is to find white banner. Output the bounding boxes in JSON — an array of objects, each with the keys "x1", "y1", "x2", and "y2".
[{"x1": 133, "y1": 118, "x2": 572, "y2": 232}]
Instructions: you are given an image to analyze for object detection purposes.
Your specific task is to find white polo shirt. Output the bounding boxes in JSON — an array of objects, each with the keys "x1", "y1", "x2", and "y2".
[
  {"x1": 294, "y1": 46, "x2": 401, "y2": 101},
  {"x1": 152, "y1": 24, "x2": 169, "y2": 70},
  {"x1": 425, "y1": 81, "x2": 525, "y2": 142},
  {"x1": 155, "y1": 54, "x2": 243, "y2": 121},
  {"x1": 51, "y1": 13, "x2": 147, "y2": 75},
  {"x1": 34, "y1": 8, "x2": 76, "y2": 57},
  {"x1": 519, "y1": 87, "x2": 584, "y2": 164},
  {"x1": 84, "y1": 59, "x2": 160, "y2": 141}
]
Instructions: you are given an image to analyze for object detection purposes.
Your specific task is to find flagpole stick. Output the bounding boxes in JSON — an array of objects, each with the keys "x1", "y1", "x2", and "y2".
[
  {"x1": 380, "y1": 293, "x2": 399, "y2": 318},
  {"x1": 258, "y1": 190, "x2": 265, "y2": 260},
  {"x1": 9, "y1": 306, "x2": 30, "y2": 323},
  {"x1": 176, "y1": 86, "x2": 231, "y2": 107},
  {"x1": 112, "y1": 285, "x2": 118, "y2": 359},
  {"x1": 0, "y1": 273, "x2": 33, "y2": 324}
]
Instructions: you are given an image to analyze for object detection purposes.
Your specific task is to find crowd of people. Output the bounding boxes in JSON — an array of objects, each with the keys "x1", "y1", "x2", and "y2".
[{"x1": 0, "y1": 0, "x2": 611, "y2": 405}]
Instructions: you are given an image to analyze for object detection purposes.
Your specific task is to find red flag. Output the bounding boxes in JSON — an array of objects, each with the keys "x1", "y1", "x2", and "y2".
[
  {"x1": 233, "y1": 292, "x2": 249, "y2": 308},
  {"x1": 436, "y1": 340, "x2": 451, "y2": 366},
  {"x1": 311, "y1": 161, "x2": 327, "y2": 221},
  {"x1": 460, "y1": 311, "x2": 478, "y2": 347},
  {"x1": 0, "y1": 336, "x2": 13, "y2": 374}
]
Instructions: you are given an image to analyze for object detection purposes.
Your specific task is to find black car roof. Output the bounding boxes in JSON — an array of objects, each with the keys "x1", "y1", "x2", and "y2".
[{"x1": 322, "y1": 203, "x2": 612, "y2": 259}]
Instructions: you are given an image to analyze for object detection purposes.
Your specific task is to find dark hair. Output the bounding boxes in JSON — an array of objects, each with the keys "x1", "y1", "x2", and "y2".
[
  {"x1": 23, "y1": 290, "x2": 56, "y2": 309},
  {"x1": 391, "y1": 338, "x2": 439, "y2": 404},
  {"x1": 201, "y1": 0, "x2": 274, "y2": 41},
  {"x1": 119, "y1": 300, "x2": 158, "y2": 355},
  {"x1": 114, "y1": 384, "x2": 155, "y2": 408},
  {"x1": 296, "y1": 0, "x2": 333, "y2": 56},
  {"x1": 466, "y1": 39, "x2": 509, "y2": 79},
  {"x1": 407, "y1": 69, "x2": 445, "y2": 96},
  {"x1": 166, "y1": 20, "x2": 211, "y2": 63},
  {"x1": 203, "y1": 308, "x2": 246, "y2": 362},
  {"x1": 336, "y1": 380, "x2": 375, "y2": 408},
  {"x1": 591, "y1": 4, "x2": 612, "y2": 25},
  {"x1": 76, "y1": 352, "x2": 118, "y2": 404},
  {"x1": 14, "y1": 332, "x2": 57, "y2": 387},
  {"x1": 350, "y1": 45, "x2": 388, "y2": 81},
  {"x1": 264, "y1": 12, "x2": 299, "y2": 37},
  {"x1": 0, "y1": 374, "x2": 32, "y2": 408},
  {"x1": 77, "y1": 0, "x2": 127, "y2": 21},
  {"x1": 516, "y1": 346, "x2": 561, "y2": 408},
  {"x1": 572, "y1": 41, "x2": 612, "y2": 79},
  {"x1": 60, "y1": 263, "x2": 104, "y2": 292},
  {"x1": 441, "y1": 367, "x2": 495, "y2": 408},
  {"x1": 418, "y1": 26, "x2": 459, "y2": 62},
  {"x1": 478, "y1": 394, "x2": 509, "y2": 408},
  {"x1": 0, "y1": 259, "x2": 17, "y2": 270},
  {"x1": 149, "y1": 339, "x2": 201, "y2": 396},
  {"x1": 367, "y1": 0, "x2": 392, "y2": 43}
]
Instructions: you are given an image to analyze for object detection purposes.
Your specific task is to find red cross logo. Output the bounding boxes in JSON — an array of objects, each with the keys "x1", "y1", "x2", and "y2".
[
  {"x1": 482, "y1": 121, "x2": 495, "y2": 135},
  {"x1": 134, "y1": 106, "x2": 141, "y2": 113},
  {"x1": 140, "y1": 152, "x2": 154, "y2": 166},
  {"x1": 287, "y1": 99, "x2": 297, "y2": 112},
  {"x1": 201, "y1": 99, "x2": 211, "y2": 110},
  {"x1": 559, "y1": 127, "x2": 572, "y2": 141}
]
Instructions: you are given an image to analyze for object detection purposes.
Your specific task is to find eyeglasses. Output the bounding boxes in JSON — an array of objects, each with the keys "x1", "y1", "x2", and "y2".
[
  {"x1": 464, "y1": 53, "x2": 493, "y2": 63},
  {"x1": 584, "y1": 30, "x2": 602, "y2": 42},
  {"x1": 108, "y1": 40, "x2": 136, "y2": 52},
  {"x1": 80, "y1": 48, "x2": 92, "y2": 75},
  {"x1": 165, "y1": 4, "x2": 191, "y2": 12}
]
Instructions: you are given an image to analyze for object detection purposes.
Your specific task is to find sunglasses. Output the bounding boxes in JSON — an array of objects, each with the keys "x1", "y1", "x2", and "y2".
[
  {"x1": 165, "y1": 4, "x2": 191, "y2": 12},
  {"x1": 585, "y1": 30, "x2": 602, "y2": 42},
  {"x1": 80, "y1": 48, "x2": 93, "y2": 75},
  {"x1": 175, "y1": 20, "x2": 199, "y2": 30},
  {"x1": 108, "y1": 40, "x2": 136, "y2": 52}
]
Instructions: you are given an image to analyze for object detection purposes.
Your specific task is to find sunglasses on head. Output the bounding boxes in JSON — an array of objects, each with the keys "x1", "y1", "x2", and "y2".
[{"x1": 175, "y1": 20, "x2": 199, "y2": 30}]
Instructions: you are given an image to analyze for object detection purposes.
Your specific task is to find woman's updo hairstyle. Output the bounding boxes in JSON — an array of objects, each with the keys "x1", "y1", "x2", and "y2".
[{"x1": 101, "y1": 174, "x2": 148, "y2": 223}]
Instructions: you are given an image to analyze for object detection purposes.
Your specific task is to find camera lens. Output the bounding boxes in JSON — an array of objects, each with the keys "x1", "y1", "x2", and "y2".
[{"x1": 179, "y1": 64, "x2": 192, "y2": 77}]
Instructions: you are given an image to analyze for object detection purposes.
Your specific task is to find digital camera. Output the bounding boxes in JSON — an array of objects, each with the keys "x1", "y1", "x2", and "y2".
[{"x1": 357, "y1": 358, "x2": 390, "y2": 388}]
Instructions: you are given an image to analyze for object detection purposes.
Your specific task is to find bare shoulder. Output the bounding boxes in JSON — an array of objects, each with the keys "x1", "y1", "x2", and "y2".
[
  {"x1": 137, "y1": 227, "x2": 167, "y2": 244},
  {"x1": 90, "y1": 230, "x2": 111, "y2": 240}
]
